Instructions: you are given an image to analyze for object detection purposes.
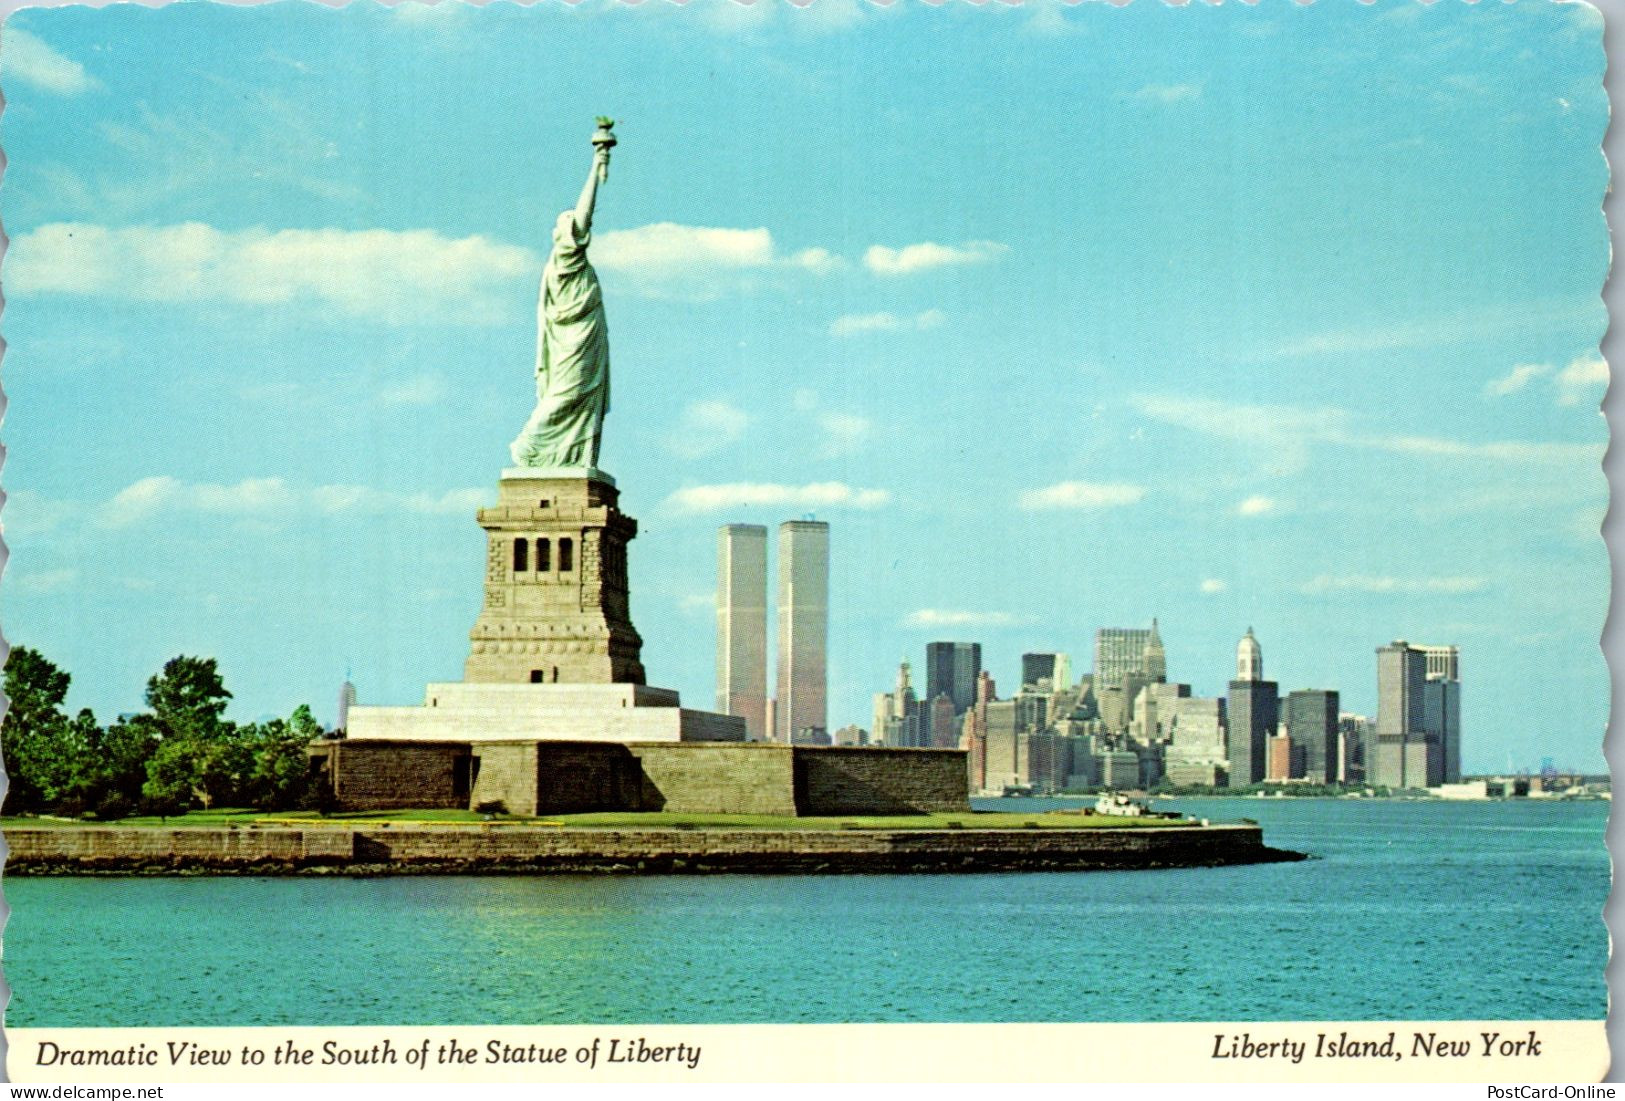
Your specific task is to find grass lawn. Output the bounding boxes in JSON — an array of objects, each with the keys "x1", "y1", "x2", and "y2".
[{"x1": 2, "y1": 808, "x2": 1189, "y2": 831}]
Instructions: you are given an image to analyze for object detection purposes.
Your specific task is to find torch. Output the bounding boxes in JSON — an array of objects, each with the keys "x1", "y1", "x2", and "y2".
[{"x1": 592, "y1": 116, "x2": 617, "y2": 182}]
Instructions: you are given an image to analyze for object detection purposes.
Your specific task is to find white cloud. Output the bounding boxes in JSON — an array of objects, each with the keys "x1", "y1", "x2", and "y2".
[
  {"x1": 1, "y1": 488, "x2": 74, "y2": 538},
  {"x1": 593, "y1": 222, "x2": 774, "y2": 272},
  {"x1": 903, "y1": 609, "x2": 1021, "y2": 629},
  {"x1": 789, "y1": 247, "x2": 845, "y2": 274},
  {"x1": 7, "y1": 568, "x2": 79, "y2": 594},
  {"x1": 863, "y1": 240, "x2": 1008, "y2": 277},
  {"x1": 814, "y1": 412, "x2": 874, "y2": 458},
  {"x1": 1131, "y1": 392, "x2": 1603, "y2": 473},
  {"x1": 1200, "y1": 578, "x2": 1228, "y2": 595},
  {"x1": 668, "y1": 399, "x2": 751, "y2": 459},
  {"x1": 685, "y1": 0, "x2": 891, "y2": 37},
  {"x1": 590, "y1": 222, "x2": 842, "y2": 298},
  {"x1": 1261, "y1": 300, "x2": 1599, "y2": 362},
  {"x1": 100, "y1": 475, "x2": 486, "y2": 528},
  {"x1": 1130, "y1": 393, "x2": 1338, "y2": 476},
  {"x1": 4, "y1": 27, "x2": 99, "y2": 95},
  {"x1": 1023, "y1": 0, "x2": 1087, "y2": 37},
  {"x1": 378, "y1": 373, "x2": 451, "y2": 407},
  {"x1": 1018, "y1": 481, "x2": 1145, "y2": 511},
  {"x1": 1129, "y1": 83, "x2": 1203, "y2": 104},
  {"x1": 1237, "y1": 495, "x2": 1280, "y2": 517},
  {"x1": 104, "y1": 475, "x2": 295, "y2": 527},
  {"x1": 1555, "y1": 355, "x2": 1609, "y2": 406},
  {"x1": 7, "y1": 223, "x2": 536, "y2": 324},
  {"x1": 1299, "y1": 575, "x2": 1489, "y2": 596},
  {"x1": 665, "y1": 481, "x2": 892, "y2": 513},
  {"x1": 1485, "y1": 363, "x2": 1552, "y2": 397},
  {"x1": 829, "y1": 309, "x2": 946, "y2": 337},
  {"x1": 792, "y1": 390, "x2": 875, "y2": 458}
]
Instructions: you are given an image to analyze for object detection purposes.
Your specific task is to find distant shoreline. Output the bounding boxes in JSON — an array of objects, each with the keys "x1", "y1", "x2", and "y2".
[{"x1": 4, "y1": 822, "x2": 1305, "y2": 876}]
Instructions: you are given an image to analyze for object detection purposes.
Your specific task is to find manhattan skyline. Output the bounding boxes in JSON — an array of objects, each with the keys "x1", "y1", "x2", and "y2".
[{"x1": 0, "y1": 1, "x2": 1607, "y2": 774}]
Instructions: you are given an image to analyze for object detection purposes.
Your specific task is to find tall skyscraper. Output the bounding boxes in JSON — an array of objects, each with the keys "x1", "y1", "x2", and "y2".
[
  {"x1": 1375, "y1": 640, "x2": 1432, "y2": 789},
  {"x1": 1285, "y1": 689, "x2": 1340, "y2": 784},
  {"x1": 1237, "y1": 626, "x2": 1263, "y2": 682},
  {"x1": 1418, "y1": 644, "x2": 1461, "y2": 784},
  {"x1": 926, "y1": 641, "x2": 983, "y2": 715},
  {"x1": 776, "y1": 520, "x2": 829, "y2": 743},
  {"x1": 875, "y1": 659, "x2": 921, "y2": 747},
  {"x1": 1227, "y1": 628, "x2": 1278, "y2": 788},
  {"x1": 1143, "y1": 619, "x2": 1167, "y2": 683},
  {"x1": 1094, "y1": 624, "x2": 1163, "y2": 686},
  {"x1": 1021, "y1": 652, "x2": 1070, "y2": 692},
  {"x1": 716, "y1": 524, "x2": 768, "y2": 740},
  {"x1": 336, "y1": 679, "x2": 356, "y2": 733}
]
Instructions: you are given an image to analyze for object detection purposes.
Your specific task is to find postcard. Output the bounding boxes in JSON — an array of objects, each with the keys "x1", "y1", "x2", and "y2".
[{"x1": 0, "y1": 0, "x2": 1610, "y2": 1086}]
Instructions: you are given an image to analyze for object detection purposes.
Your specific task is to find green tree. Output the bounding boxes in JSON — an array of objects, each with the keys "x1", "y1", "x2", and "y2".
[
  {"x1": 194, "y1": 724, "x2": 256, "y2": 808},
  {"x1": 83, "y1": 715, "x2": 163, "y2": 817},
  {"x1": 141, "y1": 737, "x2": 204, "y2": 818},
  {"x1": 249, "y1": 704, "x2": 323, "y2": 810},
  {"x1": 3, "y1": 646, "x2": 80, "y2": 813},
  {"x1": 144, "y1": 656, "x2": 232, "y2": 742}
]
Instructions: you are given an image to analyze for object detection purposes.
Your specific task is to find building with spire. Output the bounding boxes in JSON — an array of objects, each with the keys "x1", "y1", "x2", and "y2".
[
  {"x1": 1142, "y1": 619, "x2": 1167, "y2": 683},
  {"x1": 1227, "y1": 627, "x2": 1278, "y2": 788}
]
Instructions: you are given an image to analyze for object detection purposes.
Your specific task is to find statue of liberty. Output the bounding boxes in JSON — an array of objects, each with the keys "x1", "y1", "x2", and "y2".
[{"x1": 509, "y1": 120, "x2": 617, "y2": 471}]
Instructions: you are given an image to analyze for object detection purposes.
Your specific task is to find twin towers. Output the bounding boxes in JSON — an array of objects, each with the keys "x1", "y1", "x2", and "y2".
[{"x1": 716, "y1": 521, "x2": 830, "y2": 744}]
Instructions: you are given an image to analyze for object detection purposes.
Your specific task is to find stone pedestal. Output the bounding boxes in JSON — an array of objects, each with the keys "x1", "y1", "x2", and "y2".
[{"x1": 464, "y1": 471, "x2": 646, "y2": 684}]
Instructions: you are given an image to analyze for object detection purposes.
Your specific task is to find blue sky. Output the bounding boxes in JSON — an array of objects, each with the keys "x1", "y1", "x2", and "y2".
[{"x1": 1, "y1": 0, "x2": 1608, "y2": 772}]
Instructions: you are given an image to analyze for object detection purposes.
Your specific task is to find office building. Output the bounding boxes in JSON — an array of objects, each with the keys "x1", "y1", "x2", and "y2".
[
  {"x1": 716, "y1": 524, "x2": 769, "y2": 740},
  {"x1": 1021, "y1": 652, "x2": 1072, "y2": 693},
  {"x1": 336, "y1": 679, "x2": 356, "y2": 734},
  {"x1": 1337, "y1": 712, "x2": 1372, "y2": 784},
  {"x1": 1164, "y1": 696, "x2": 1228, "y2": 787},
  {"x1": 929, "y1": 693, "x2": 959, "y2": 749},
  {"x1": 1267, "y1": 732, "x2": 1295, "y2": 783},
  {"x1": 1375, "y1": 640, "x2": 1433, "y2": 789},
  {"x1": 1094, "y1": 623, "x2": 1165, "y2": 687},
  {"x1": 1285, "y1": 689, "x2": 1340, "y2": 784},
  {"x1": 1418, "y1": 644, "x2": 1462, "y2": 785},
  {"x1": 776, "y1": 520, "x2": 829, "y2": 743},
  {"x1": 926, "y1": 642, "x2": 983, "y2": 715},
  {"x1": 1237, "y1": 626, "x2": 1263, "y2": 681},
  {"x1": 875, "y1": 660, "x2": 921, "y2": 747},
  {"x1": 1227, "y1": 628, "x2": 1278, "y2": 788}
]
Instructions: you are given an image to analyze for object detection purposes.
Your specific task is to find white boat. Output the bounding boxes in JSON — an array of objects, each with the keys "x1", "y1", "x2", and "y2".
[{"x1": 1094, "y1": 791, "x2": 1149, "y2": 817}]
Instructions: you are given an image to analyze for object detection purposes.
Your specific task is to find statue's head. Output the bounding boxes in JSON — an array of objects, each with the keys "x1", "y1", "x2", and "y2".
[{"x1": 553, "y1": 211, "x2": 577, "y2": 247}]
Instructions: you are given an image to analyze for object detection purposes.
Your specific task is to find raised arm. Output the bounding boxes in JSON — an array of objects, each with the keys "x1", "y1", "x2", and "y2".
[{"x1": 572, "y1": 146, "x2": 609, "y2": 237}]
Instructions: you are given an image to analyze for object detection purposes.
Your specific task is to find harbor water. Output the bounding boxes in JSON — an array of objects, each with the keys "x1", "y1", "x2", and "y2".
[{"x1": 4, "y1": 797, "x2": 1607, "y2": 1026}]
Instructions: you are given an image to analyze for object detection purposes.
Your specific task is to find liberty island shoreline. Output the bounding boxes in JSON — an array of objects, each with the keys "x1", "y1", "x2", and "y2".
[{"x1": 2, "y1": 819, "x2": 1305, "y2": 876}]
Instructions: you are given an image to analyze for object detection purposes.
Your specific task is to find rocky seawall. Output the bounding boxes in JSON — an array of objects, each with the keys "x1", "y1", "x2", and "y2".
[{"x1": 5, "y1": 822, "x2": 1305, "y2": 875}]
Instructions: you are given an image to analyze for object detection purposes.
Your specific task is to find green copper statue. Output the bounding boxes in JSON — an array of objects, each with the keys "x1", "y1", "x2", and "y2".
[{"x1": 509, "y1": 120, "x2": 617, "y2": 470}]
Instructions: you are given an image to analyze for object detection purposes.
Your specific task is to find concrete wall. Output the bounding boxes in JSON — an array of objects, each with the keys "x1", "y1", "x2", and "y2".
[
  {"x1": 795, "y1": 747, "x2": 970, "y2": 814},
  {"x1": 533, "y1": 743, "x2": 643, "y2": 814},
  {"x1": 321, "y1": 740, "x2": 969, "y2": 817},
  {"x1": 470, "y1": 743, "x2": 541, "y2": 816},
  {"x1": 321, "y1": 742, "x2": 468, "y2": 811},
  {"x1": 631, "y1": 744, "x2": 798, "y2": 815}
]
